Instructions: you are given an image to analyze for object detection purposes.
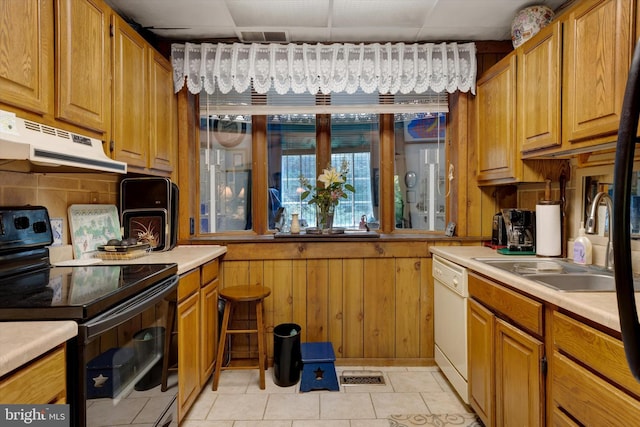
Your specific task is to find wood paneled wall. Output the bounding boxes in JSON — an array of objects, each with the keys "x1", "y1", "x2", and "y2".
[{"x1": 218, "y1": 239, "x2": 480, "y2": 366}]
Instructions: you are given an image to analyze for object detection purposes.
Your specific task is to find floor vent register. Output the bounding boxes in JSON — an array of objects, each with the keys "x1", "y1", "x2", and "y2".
[{"x1": 339, "y1": 370, "x2": 385, "y2": 385}]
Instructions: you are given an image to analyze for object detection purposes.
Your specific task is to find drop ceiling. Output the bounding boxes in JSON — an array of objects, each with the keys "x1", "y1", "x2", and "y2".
[{"x1": 104, "y1": 0, "x2": 569, "y2": 44}]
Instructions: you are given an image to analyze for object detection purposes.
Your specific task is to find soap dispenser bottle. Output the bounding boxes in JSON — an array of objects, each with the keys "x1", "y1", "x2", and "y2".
[{"x1": 573, "y1": 222, "x2": 593, "y2": 265}]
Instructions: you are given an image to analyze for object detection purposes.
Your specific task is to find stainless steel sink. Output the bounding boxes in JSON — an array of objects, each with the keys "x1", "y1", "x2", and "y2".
[
  {"x1": 525, "y1": 273, "x2": 621, "y2": 292},
  {"x1": 473, "y1": 257, "x2": 640, "y2": 292},
  {"x1": 473, "y1": 257, "x2": 589, "y2": 275}
]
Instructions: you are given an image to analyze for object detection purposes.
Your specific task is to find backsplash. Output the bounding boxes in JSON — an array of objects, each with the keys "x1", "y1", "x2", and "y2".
[
  {"x1": 517, "y1": 159, "x2": 640, "y2": 273},
  {"x1": 0, "y1": 170, "x2": 119, "y2": 246}
]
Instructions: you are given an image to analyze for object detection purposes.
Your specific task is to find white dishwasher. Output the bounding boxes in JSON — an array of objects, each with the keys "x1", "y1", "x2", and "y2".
[{"x1": 433, "y1": 254, "x2": 469, "y2": 404}]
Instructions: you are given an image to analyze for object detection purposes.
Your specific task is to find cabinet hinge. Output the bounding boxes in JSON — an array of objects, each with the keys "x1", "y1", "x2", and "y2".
[
  {"x1": 109, "y1": 140, "x2": 115, "y2": 153},
  {"x1": 541, "y1": 355, "x2": 548, "y2": 376},
  {"x1": 109, "y1": 23, "x2": 114, "y2": 37},
  {"x1": 190, "y1": 217, "x2": 195, "y2": 235}
]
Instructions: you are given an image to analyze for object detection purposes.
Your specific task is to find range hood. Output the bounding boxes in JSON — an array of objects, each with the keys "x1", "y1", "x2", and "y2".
[{"x1": 0, "y1": 110, "x2": 126, "y2": 174}]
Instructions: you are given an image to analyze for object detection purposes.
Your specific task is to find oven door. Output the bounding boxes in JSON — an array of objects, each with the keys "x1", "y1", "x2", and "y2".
[{"x1": 68, "y1": 275, "x2": 178, "y2": 427}]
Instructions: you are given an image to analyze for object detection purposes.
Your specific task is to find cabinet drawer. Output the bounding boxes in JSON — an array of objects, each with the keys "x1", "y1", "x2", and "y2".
[
  {"x1": 0, "y1": 346, "x2": 66, "y2": 404},
  {"x1": 551, "y1": 406, "x2": 579, "y2": 427},
  {"x1": 178, "y1": 269, "x2": 200, "y2": 301},
  {"x1": 201, "y1": 258, "x2": 219, "y2": 286},
  {"x1": 469, "y1": 273, "x2": 543, "y2": 336},
  {"x1": 552, "y1": 352, "x2": 640, "y2": 426},
  {"x1": 552, "y1": 311, "x2": 640, "y2": 397}
]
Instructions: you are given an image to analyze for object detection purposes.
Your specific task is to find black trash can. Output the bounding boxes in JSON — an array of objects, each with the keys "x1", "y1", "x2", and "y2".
[{"x1": 273, "y1": 323, "x2": 301, "y2": 387}]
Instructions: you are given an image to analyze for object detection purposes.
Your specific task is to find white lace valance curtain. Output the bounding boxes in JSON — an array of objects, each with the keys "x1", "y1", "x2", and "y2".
[{"x1": 171, "y1": 42, "x2": 477, "y2": 96}]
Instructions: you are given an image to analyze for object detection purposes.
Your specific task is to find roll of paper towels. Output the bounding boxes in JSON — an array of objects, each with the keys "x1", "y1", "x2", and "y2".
[{"x1": 536, "y1": 202, "x2": 561, "y2": 256}]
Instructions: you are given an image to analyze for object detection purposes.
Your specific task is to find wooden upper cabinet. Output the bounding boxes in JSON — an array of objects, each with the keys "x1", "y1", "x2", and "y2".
[
  {"x1": 55, "y1": 0, "x2": 110, "y2": 133},
  {"x1": 0, "y1": 0, "x2": 53, "y2": 115},
  {"x1": 476, "y1": 53, "x2": 518, "y2": 184},
  {"x1": 111, "y1": 13, "x2": 148, "y2": 168},
  {"x1": 148, "y1": 50, "x2": 175, "y2": 172},
  {"x1": 562, "y1": 0, "x2": 634, "y2": 148},
  {"x1": 518, "y1": 21, "x2": 562, "y2": 153}
]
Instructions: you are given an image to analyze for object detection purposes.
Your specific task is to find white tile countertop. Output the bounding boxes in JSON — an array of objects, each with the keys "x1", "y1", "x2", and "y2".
[
  {"x1": 87, "y1": 245, "x2": 227, "y2": 275},
  {"x1": 0, "y1": 321, "x2": 77, "y2": 377},
  {"x1": 429, "y1": 246, "x2": 639, "y2": 333}
]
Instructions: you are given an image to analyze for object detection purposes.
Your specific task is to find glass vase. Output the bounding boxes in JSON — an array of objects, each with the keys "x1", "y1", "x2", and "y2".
[{"x1": 318, "y1": 205, "x2": 335, "y2": 232}]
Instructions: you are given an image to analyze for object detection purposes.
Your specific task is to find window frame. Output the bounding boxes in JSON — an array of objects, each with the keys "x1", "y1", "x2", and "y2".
[{"x1": 191, "y1": 100, "x2": 451, "y2": 237}]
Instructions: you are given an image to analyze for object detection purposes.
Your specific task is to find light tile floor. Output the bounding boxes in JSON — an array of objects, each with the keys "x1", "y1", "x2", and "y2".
[{"x1": 182, "y1": 366, "x2": 475, "y2": 426}]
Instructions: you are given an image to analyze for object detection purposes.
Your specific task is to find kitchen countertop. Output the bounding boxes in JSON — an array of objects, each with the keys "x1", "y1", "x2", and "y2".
[
  {"x1": 1, "y1": 245, "x2": 227, "y2": 379},
  {"x1": 0, "y1": 321, "x2": 77, "y2": 378},
  {"x1": 429, "y1": 246, "x2": 639, "y2": 333},
  {"x1": 92, "y1": 245, "x2": 227, "y2": 275}
]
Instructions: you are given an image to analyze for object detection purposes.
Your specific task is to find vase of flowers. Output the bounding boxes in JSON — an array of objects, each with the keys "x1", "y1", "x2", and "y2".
[{"x1": 300, "y1": 160, "x2": 355, "y2": 232}]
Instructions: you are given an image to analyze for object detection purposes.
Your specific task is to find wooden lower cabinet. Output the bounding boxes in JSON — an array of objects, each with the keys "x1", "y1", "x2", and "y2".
[
  {"x1": 199, "y1": 259, "x2": 219, "y2": 387},
  {"x1": 177, "y1": 258, "x2": 220, "y2": 422},
  {"x1": 495, "y1": 319, "x2": 543, "y2": 427},
  {"x1": 468, "y1": 298, "x2": 495, "y2": 425},
  {"x1": 467, "y1": 273, "x2": 544, "y2": 427},
  {"x1": 0, "y1": 345, "x2": 66, "y2": 404},
  {"x1": 177, "y1": 284, "x2": 200, "y2": 422},
  {"x1": 550, "y1": 311, "x2": 640, "y2": 425}
]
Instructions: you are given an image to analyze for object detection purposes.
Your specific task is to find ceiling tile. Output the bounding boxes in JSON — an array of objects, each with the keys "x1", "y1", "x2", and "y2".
[
  {"x1": 226, "y1": 0, "x2": 331, "y2": 27},
  {"x1": 330, "y1": 27, "x2": 421, "y2": 43},
  {"x1": 109, "y1": 0, "x2": 233, "y2": 28},
  {"x1": 332, "y1": 0, "x2": 438, "y2": 28}
]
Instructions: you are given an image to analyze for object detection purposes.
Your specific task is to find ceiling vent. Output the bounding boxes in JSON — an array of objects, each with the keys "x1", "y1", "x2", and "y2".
[{"x1": 240, "y1": 31, "x2": 288, "y2": 42}]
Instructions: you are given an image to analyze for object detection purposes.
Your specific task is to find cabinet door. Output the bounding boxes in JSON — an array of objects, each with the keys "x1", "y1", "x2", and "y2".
[
  {"x1": 0, "y1": 346, "x2": 66, "y2": 404},
  {"x1": 0, "y1": 0, "x2": 53, "y2": 114},
  {"x1": 563, "y1": 0, "x2": 633, "y2": 147},
  {"x1": 55, "y1": 0, "x2": 110, "y2": 132},
  {"x1": 200, "y1": 278, "x2": 219, "y2": 387},
  {"x1": 111, "y1": 14, "x2": 148, "y2": 168},
  {"x1": 177, "y1": 291, "x2": 200, "y2": 423},
  {"x1": 148, "y1": 50, "x2": 175, "y2": 173},
  {"x1": 468, "y1": 298, "x2": 495, "y2": 427},
  {"x1": 495, "y1": 318, "x2": 544, "y2": 427},
  {"x1": 476, "y1": 54, "x2": 518, "y2": 184},
  {"x1": 518, "y1": 21, "x2": 562, "y2": 153}
]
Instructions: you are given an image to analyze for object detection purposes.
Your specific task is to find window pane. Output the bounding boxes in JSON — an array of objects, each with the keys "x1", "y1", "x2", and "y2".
[
  {"x1": 330, "y1": 114, "x2": 380, "y2": 229},
  {"x1": 394, "y1": 113, "x2": 447, "y2": 231},
  {"x1": 199, "y1": 100, "x2": 253, "y2": 232},
  {"x1": 267, "y1": 115, "x2": 317, "y2": 230}
]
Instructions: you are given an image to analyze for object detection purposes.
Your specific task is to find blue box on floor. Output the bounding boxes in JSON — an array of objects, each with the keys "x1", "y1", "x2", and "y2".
[
  {"x1": 87, "y1": 347, "x2": 135, "y2": 399},
  {"x1": 300, "y1": 342, "x2": 339, "y2": 392}
]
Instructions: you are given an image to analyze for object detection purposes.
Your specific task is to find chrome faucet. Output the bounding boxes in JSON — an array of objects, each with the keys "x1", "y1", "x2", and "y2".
[{"x1": 586, "y1": 192, "x2": 614, "y2": 270}]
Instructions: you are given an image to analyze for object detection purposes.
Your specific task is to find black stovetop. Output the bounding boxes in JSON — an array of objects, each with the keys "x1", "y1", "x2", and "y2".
[
  {"x1": 0, "y1": 263, "x2": 177, "y2": 321},
  {"x1": 0, "y1": 205, "x2": 178, "y2": 322}
]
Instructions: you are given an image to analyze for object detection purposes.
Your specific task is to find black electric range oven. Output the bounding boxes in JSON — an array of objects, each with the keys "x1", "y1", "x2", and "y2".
[{"x1": 0, "y1": 207, "x2": 179, "y2": 427}]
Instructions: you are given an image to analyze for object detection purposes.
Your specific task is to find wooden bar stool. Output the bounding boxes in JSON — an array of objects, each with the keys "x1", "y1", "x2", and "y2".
[{"x1": 212, "y1": 285, "x2": 271, "y2": 391}]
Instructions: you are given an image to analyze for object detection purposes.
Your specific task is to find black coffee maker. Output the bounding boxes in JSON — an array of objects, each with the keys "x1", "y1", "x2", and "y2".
[{"x1": 501, "y1": 208, "x2": 535, "y2": 251}]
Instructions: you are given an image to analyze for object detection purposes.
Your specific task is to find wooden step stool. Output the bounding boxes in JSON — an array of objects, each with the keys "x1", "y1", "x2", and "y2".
[{"x1": 300, "y1": 342, "x2": 339, "y2": 392}]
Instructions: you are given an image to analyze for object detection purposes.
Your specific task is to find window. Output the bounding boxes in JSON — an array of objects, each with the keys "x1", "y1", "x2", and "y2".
[
  {"x1": 197, "y1": 87, "x2": 448, "y2": 235},
  {"x1": 268, "y1": 114, "x2": 379, "y2": 230},
  {"x1": 394, "y1": 113, "x2": 447, "y2": 231},
  {"x1": 199, "y1": 91, "x2": 253, "y2": 233}
]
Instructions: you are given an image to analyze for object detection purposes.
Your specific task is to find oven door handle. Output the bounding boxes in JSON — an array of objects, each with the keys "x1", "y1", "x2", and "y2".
[{"x1": 80, "y1": 276, "x2": 178, "y2": 342}]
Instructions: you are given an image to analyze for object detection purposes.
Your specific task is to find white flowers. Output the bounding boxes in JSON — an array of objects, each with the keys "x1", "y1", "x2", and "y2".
[{"x1": 318, "y1": 167, "x2": 345, "y2": 188}]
